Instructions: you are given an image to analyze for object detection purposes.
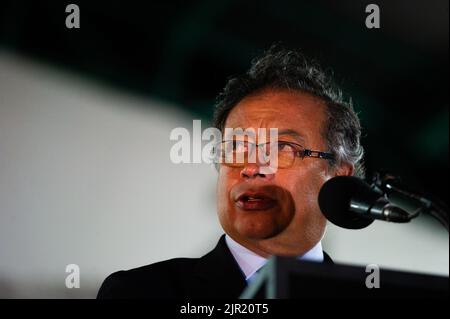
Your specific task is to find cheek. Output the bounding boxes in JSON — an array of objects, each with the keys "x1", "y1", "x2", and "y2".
[
  {"x1": 216, "y1": 168, "x2": 236, "y2": 216},
  {"x1": 290, "y1": 170, "x2": 327, "y2": 216},
  {"x1": 216, "y1": 171, "x2": 227, "y2": 213},
  {"x1": 287, "y1": 173, "x2": 328, "y2": 243}
]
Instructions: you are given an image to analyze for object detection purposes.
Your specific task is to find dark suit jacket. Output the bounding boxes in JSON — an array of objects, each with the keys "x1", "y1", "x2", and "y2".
[{"x1": 97, "y1": 234, "x2": 333, "y2": 299}]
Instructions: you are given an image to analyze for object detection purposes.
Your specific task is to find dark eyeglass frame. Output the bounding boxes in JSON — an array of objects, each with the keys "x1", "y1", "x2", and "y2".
[{"x1": 214, "y1": 140, "x2": 335, "y2": 166}]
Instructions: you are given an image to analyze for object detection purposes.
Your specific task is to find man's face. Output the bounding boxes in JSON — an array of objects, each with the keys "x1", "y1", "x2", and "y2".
[{"x1": 216, "y1": 89, "x2": 351, "y2": 257}]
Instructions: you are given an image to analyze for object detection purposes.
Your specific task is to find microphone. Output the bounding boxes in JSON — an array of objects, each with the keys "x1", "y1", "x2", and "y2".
[{"x1": 318, "y1": 176, "x2": 411, "y2": 229}]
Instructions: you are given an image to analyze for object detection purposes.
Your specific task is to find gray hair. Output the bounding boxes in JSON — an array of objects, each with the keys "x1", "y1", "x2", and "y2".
[{"x1": 213, "y1": 45, "x2": 365, "y2": 178}]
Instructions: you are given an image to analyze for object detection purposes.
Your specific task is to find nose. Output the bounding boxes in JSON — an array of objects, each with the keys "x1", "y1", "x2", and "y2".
[{"x1": 240, "y1": 163, "x2": 275, "y2": 180}]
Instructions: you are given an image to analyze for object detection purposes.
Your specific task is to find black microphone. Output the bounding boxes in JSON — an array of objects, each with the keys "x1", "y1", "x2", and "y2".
[{"x1": 318, "y1": 176, "x2": 411, "y2": 229}]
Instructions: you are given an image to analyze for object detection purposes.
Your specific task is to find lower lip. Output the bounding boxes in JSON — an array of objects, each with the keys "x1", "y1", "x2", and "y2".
[{"x1": 235, "y1": 199, "x2": 277, "y2": 211}]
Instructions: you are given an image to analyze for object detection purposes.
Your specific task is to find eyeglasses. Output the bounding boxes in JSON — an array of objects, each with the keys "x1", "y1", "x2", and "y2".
[{"x1": 214, "y1": 140, "x2": 334, "y2": 169}]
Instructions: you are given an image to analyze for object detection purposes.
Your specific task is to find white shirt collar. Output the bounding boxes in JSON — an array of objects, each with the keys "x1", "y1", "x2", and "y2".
[{"x1": 225, "y1": 234, "x2": 324, "y2": 281}]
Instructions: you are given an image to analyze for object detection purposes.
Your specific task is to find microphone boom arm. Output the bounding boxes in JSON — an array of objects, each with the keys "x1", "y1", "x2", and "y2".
[{"x1": 371, "y1": 172, "x2": 449, "y2": 232}]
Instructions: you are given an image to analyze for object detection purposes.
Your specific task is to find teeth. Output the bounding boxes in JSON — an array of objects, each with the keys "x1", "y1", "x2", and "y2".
[{"x1": 247, "y1": 197, "x2": 262, "y2": 201}]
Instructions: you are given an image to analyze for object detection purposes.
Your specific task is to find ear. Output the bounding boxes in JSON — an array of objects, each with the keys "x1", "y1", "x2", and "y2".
[{"x1": 333, "y1": 162, "x2": 354, "y2": 177}]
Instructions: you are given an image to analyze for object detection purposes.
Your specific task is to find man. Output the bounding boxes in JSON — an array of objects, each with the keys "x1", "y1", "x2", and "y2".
[{"x1": 97, "y1": 46, "x2": 365, "y2": 299}]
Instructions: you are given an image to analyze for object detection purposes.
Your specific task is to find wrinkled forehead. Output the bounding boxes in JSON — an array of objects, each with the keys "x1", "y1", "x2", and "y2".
[{"x1": 223, "y1": 90, "x2": 328, "y2": 145}]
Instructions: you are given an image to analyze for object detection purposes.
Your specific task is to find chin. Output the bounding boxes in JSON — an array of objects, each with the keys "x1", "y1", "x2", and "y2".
[{"x1": 235, "y1": 219, "x2": 284, "y2": 240}]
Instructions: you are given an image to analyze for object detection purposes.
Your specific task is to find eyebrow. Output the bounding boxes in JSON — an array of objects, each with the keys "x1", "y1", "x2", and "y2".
[
  {"x1": 226, "y1": 127, "x2": 307, "y2": 144},
  {"x1": 277, "y1": 129, "x2": 306, "y2": 143}
]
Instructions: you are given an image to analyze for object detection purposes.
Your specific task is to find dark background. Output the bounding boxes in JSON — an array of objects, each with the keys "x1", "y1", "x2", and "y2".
[{"x1": 1, "y1": 0, "x2": 448, "y2": 204}]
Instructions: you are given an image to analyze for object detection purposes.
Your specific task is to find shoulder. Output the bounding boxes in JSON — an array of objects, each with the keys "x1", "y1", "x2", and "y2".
[{"x1": 97, "y1": 257, "x2": 198, "y2": 299}]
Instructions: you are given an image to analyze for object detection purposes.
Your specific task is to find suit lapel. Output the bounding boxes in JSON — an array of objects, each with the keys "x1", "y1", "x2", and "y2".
[
  {"x1": 323, "y1": 251, "x2": 334, "y2": 264},
  {"x1": 188, "y1": 235, "x2": 247, "y2": 298},
  {"x1": 186, "y1": 234, "x2": 334, "y2": 298}
]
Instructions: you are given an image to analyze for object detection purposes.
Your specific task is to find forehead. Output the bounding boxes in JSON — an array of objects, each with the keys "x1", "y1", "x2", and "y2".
[{"x1": 224, "y1": 89, "x2": 328, "y2": 144}]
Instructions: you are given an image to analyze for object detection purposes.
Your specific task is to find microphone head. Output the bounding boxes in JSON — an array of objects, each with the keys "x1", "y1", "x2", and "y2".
[{"x1": 319, "y1": 176, "x2": 381, "y2": 229}]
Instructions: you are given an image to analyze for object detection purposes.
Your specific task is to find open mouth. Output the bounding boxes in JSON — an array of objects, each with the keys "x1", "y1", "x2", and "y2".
[{"x1": 235, "y1": 193, "x2": 278, "y2": 211}]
